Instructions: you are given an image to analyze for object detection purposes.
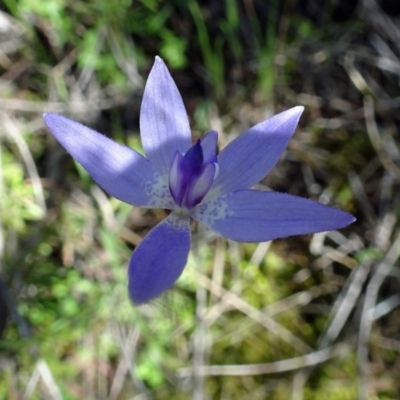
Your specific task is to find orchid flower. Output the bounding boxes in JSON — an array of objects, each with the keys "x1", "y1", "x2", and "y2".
[{"x1": 44, "y1": 56, "x2": 355, "y2": 304}]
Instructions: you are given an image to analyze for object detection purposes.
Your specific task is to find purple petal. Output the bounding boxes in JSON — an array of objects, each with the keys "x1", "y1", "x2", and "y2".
[
  {"x1": 44, "y1": 113, "x2": 174, "y2": 208},
  {"x1": 128, "y1": 211, "x2": 191, "y2": 304},
  {"x1": 140, "y1": 56, "x2": 192, "y2": 177},
  {"x1": 192, "y1": 190, "x2": 355, "y2": 242},
  {"x1": 201, "y1": 130, "x2": 218, "y2": 162},
  {"x1": 185, "y1": 162, "x2": 216, "y2": 209},
  {"x1": 208, "y1": 107, "x2": 304, "y2": 197},
  {"x1": 169, "y1": 141, "x2": 216, "y2": 209}
]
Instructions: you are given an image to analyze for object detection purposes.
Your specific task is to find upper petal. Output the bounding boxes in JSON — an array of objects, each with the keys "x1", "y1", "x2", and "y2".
[
  {"x1": 44, "y1": 113, "x2": 174, "y2": 209},
  {"x1": 192, "y1": 189, "x2": 355, "y2": 242},
  {"x1": 140, "y1": 56, "x2": 192, "y2": 177},
  {"x1": 208, "y1": 107, "x2": 304, "y2": 197},
  {"x1": 128, "y1": 211, "x2": 191, "y2": 304}
]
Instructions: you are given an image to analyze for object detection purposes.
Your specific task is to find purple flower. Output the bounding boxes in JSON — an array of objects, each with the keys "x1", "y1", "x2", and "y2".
[{"x1": 44, "y1": 57, "x2": 355, "y2": 304}]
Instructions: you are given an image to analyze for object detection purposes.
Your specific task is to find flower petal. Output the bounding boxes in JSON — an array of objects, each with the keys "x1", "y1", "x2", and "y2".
[
  {"x1": 44, "y1": 113, "x2": 174, "y2": 208},
  {"x1": 208, "y1": 107, "x2": 304, "y2": 197},
  {"x1": 200, "y1": 130, "x2": 218, "y2": 162},
  {"x1": 169, "y1": 140, "x2": 216, "y2": 209},
  {"x1": 186, "y1": 162, "x2": 216, "y2": 209},
  {"x1": 192, "y1": 190, "x2": 355, "y2": 242},
  {"x1": 140, "y1": 56, "x2": 192, "y2": 177},
  {"x1": 128, "y1": 211, "x2": 191, "y2": 304}
]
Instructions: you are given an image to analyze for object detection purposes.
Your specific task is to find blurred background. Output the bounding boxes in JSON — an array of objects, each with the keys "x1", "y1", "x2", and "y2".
[{"x1": 1, "y1": 0, "x2": 400, "y2": 398}]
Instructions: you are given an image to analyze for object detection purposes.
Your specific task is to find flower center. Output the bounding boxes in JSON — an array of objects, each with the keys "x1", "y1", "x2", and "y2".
[{"x1": 169, "y1": 139, "x2": 218, "y2": 209}]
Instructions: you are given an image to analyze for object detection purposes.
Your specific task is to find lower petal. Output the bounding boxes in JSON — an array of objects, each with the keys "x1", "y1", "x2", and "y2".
[
  {"x1": 192, "y1": 190, "x2": 355, "y2": 242},
  {"x1": 128, "y1": 211, "x2": 191, "y2": 304}
]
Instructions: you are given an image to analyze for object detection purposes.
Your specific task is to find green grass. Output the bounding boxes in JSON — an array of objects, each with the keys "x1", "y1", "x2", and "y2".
[{"x1": 0, "y1": 1, "x2": 399, "y2": 398}]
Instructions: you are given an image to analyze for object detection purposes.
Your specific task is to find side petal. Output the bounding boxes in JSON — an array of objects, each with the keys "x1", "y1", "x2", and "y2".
[
  {"x1": 128, "y1": 211, "x2": 191, "y2": 304},
  {"x1": 208, "y1": 107, "x2": 304, "y2": 197},
  {"x1": 140, "y1": 56, "x2": 192, "y2": 177},
  {"x1": 192, "y1": 190, "x2": 355, "y2": 242},
  {"x1": 44, "y1": 113, "x2": 174, "y2": 209}
]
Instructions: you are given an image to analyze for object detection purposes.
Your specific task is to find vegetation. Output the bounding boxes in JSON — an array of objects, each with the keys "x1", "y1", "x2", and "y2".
[{"x1": 1, "y1": 0, "x2": 399, "y2": 398}]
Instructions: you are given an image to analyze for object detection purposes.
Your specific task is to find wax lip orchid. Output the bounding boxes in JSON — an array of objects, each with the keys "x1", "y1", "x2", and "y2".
[{"x1": 44, "y1": 56, "x2": 355, "y2": 304}]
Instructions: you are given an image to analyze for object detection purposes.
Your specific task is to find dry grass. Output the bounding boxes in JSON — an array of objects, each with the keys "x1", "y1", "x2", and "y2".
[{"x1": 1, "y1": 0, "x2": 400, "y2": 398}]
